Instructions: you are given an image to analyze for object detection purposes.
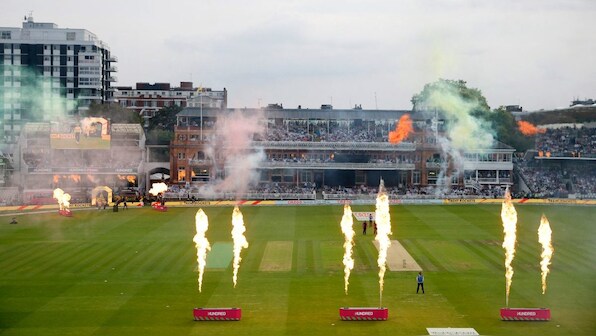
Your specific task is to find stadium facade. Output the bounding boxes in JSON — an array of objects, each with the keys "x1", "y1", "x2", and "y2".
[
  {"x1": 17, "y1": 119, "x2": 144, "y2": 204},
  {"x1": 169, "y1": 106, "x2": 514, "y2": 198},
  {"x1": 0, "y1": 15, "x2": 117, "y2": 144},
  {"x1": 114, "y1": 82, "x2": 227, "y2": 121}
]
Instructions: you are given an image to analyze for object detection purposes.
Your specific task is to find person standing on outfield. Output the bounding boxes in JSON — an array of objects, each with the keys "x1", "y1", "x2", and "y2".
[
  {"x1": 416, "y1": 271, "x2": 425, "y2": 294},
  {"x1": 362, "y1": 221, "x2": 367, "y2": 235}
]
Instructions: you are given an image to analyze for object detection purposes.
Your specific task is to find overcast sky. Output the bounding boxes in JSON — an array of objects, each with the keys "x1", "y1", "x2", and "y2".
[{"x1": 3, "y1": 0, "x2": 595, "y2": 111}]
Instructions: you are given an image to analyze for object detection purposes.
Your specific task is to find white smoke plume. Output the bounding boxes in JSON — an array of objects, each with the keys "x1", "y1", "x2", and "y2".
[{"x1": 199, "y1": 109, "x2": 265, "y2": 199}]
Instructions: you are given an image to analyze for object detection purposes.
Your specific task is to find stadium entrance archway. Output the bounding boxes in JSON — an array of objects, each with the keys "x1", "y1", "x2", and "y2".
[{"x1": 91, "y1": 186, "x2": 112, "y2": 205}]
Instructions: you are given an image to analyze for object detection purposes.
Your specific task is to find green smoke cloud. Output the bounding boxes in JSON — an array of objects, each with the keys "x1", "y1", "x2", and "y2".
[
  {"x1": 1, "y1": 65, "x2": 77, "y2": 123},
  {"x1": 425, "y1": 82, "x2": 494, "y2": 151}
]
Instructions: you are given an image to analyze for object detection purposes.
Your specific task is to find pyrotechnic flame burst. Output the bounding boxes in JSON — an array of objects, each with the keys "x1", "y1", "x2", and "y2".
[
  {"x1": 340, "y1": 204, "x2": 355, "y2": 295},
  {"x1": 149, "y1": 182, "x2": 168, "y2": 196},
  {"x1": 538, "y1": 214, "x2": 554, "y2": 294},
  {"x1": 501, "y1": 188, "x2": 517, "y2": 307},
  {"x1": 53, "y1": 188, "x2": 71, "y2": 211},
  {"x1": 193, "y1": 209, "x2": 211, "y2": 292},
  {"x1": 517, "y1": 120, "x2": 545, "y2": 136},
  {"x1": 375, "y1": 179, "x2": 392, "y2": 307},
  {"x1": 231, "y1": 206, "x2": 249, "y2": 288},
  {"x1": 388, "y1": 114, "x2": 413, "y2": 144}
]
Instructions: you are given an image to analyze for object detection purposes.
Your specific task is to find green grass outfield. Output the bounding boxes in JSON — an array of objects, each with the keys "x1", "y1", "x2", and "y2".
[{"x1": 0, "y1": 205, "x2": 594, "y2": 335}]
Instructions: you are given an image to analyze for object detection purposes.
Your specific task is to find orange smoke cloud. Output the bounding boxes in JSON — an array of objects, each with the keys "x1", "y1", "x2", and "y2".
[
  {"x1": 389, "y1": 114, "x2": 413, "y2": 144},
  {"x1": 517, "y1": 121, "x2": 545, "y2": 136}
]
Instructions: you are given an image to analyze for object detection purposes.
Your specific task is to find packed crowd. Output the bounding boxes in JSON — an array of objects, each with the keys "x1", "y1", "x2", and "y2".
[
  {"x1": 535, "y1": 126, "x2": 596, "y2": 158},
  {"x1": 259, "y1": 122, "x2": 387, "y2": 142},
  {"x1": 0, "y1": 188, "x2": 20, "y2": 206},
  {"x1": 516, "y1": 164, "x2": 568, "y2": 198},
  {"x1": 321, "y1": 184, "x2": 505, "y2": 199}
]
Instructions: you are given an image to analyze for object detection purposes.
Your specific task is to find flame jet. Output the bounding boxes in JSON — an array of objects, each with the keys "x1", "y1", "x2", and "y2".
[
  {"x1": 149, "y1": 182, "x2": 168, "y2": 196},
  {"x1": 517, "y1": 120, "x2": 545, "y2": 136},
  {"x1": 501, "y1": 188, "x2": 518, "y2": 307},
  {"x1": 375, "y1": 179, "x2": 392, "y2": 307},
  {"x1": 53, "y1": 188, "x2": 71, "y2": 211},
  {"x1": 231, "y1": 206, "x2": 249, "y2": 288},
  {"x1": 193, "y1": 209, "x2": 211, "y2": 292},
  {"x1": 538, "y1": 214, "x2": 554, "y2": 294},
  {"x1": 388, "y1": 114, "x2": 413, "y2": 144},
  {"x1": 340, "y1": 204, "x2": 355, "y2": 294}
]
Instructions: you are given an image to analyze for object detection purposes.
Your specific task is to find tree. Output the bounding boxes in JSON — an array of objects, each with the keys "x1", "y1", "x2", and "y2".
[
  {"x1": 84, "y1": 102, "x2": 141, "y2": 124},
  {"x1": 489, "y1": 107, "x2": 534, "y2": 152},
  {"x1": 144, "y1": 105, "x2": 183, "y2": 145},
  {"x1": 148, "y1": 105, "x2": 182, "y2": 131}
]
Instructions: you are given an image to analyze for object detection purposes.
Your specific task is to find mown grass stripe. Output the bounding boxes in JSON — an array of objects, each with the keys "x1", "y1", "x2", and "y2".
[
  {"x1": 353, "y1": 238, "x2": 374, "y2": 271},
  {"x1": 549, "y1": 245, "x2": 592, "y2": 273},
  {"x1": 240, "y1": 240, "x2": 265, "y2": 272},
  {"x1": 59, "y1": 242, "x2": 122, "y2": 276},
  {"x1": 554, "y1": 243, "x2": 595, "y2": 271},
  {"x1": 2, "y1": 242, "x2": 82, "y2": 276},
  {"x1": 305, "y1": 240, "x2": 315, "y2": 273},
  {"x1": 295, "y1": 240, "x2": 307, "y2": 273},
  {"x1": 152, "y1": 242, "x2": 192, "y2": 275},
  {"x1": 319, "y1": 241, "x2": 342, "y2": 272},
  {"x1": 459, "y1": 240, "x2": 502, "y2": 271},
  {"x1": 173, "y1": 245, "x2": 197, "y2": 274},
  {"x1": 19, "y1": 242, "x2": 101, "y2": 277},
  {"x1": 1, "y1": 242, "x2": 78, "y2": 275},
  {"x1": 400, "y1": 239, "x2": 438, "y2": 272},
  {"x1": 86, "y1": 242, "x2": 137, "y2": 274},
  {"x1": 312, "y1": 240, "x2": 323, "y2": 274},
  {"x1": 135, "y1": 242, "x2": 179, "y2": 274},
  {"x1": 408, "y1": 239, "x2": 448, "y2": 272},
  {"x1": 28, "y1": 242, "x2": 101, "y2": 277}
]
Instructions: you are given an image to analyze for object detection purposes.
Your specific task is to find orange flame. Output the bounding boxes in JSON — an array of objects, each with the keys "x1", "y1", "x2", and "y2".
[
  {"x1": 501, "y1": 188, "x2": 517, "y2": 307},
  {"x1": 375, "y1": 179, "x2": 392, "y2": 307},
  {"x1": 389, "y1": 114, "x2": 413, "y2": 144},
  {"x1": 517, "y1": 121, "x2": 545, "y2": 136},
  {"x1": 538, "y1": 214, "x2": 554, "y2": 294},
  {"x1": 53, "y1": 188, "x2": 71, "y2": 211},
  {"x1": 340, "y1": 204, "x2": 355, "y2": 295},
  {"x1": 69, "y1": 175, "x2": 81, "y2": 183},
  {"x1": 193, "y1": 209, "x2": 211, "y2": 292},
  {"x1": 231, "y1": 206, "x2": 249, "y2": 288}
]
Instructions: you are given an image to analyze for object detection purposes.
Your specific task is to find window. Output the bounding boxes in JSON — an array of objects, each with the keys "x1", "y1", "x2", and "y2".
[
  {"x1": 178, "y1": 153, "x2": 186, "y2": 160},
  {"x1": 412, "y1": 171, "x2": 420, "y2": 185},
  {"x1": 1, "y1": 31, "x2": 11, "y2": 39},
  {"x1": 178, "y1": 167, "x2": 186, "y2": 182},
  {"x1": 66, "y1": 32, "x2": 75, "y2": 40}
]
